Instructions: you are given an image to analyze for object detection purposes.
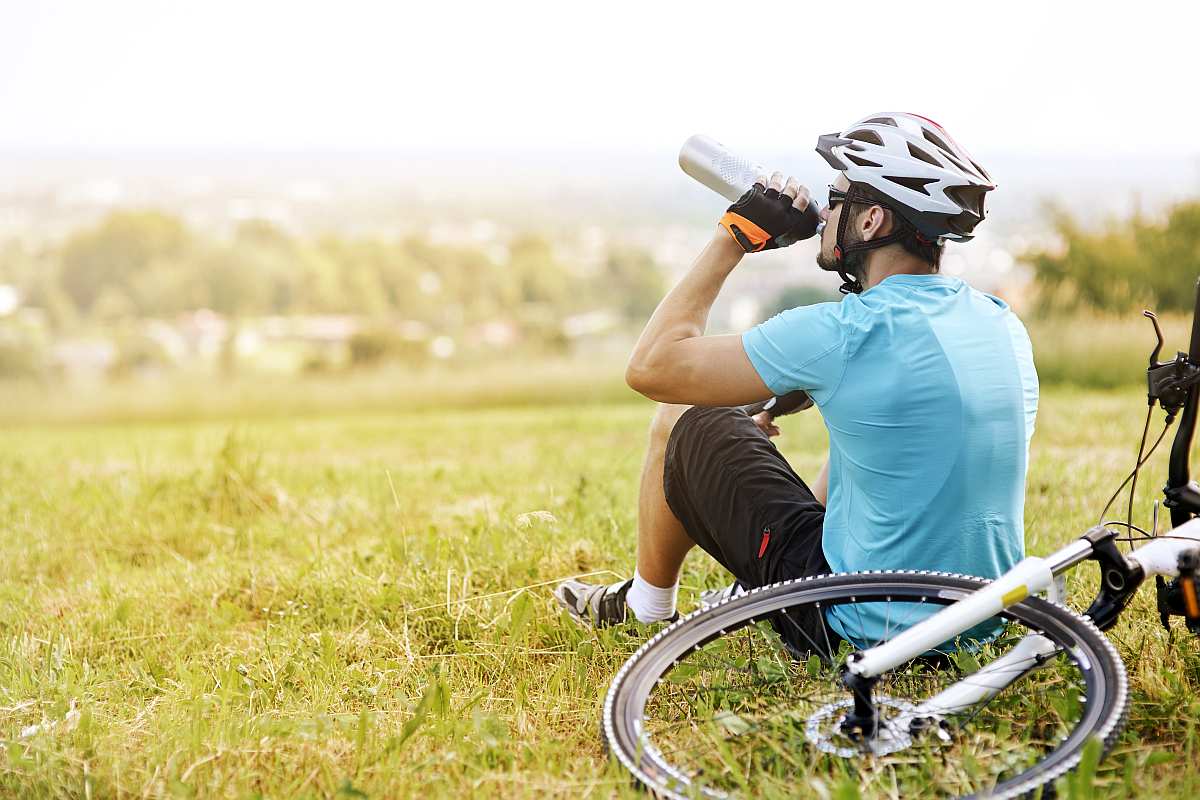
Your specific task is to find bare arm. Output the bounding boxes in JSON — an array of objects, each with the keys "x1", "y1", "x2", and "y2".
[
  {"x1": 812, "y1": 457, "x2": 830, "y2": 506},
  {"x1": 625, "y1": 229, "x2": 773, "y2": 405}
]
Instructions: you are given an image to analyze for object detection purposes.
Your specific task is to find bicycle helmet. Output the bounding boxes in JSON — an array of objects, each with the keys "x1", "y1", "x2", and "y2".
[{"x1": 816, "y1": 112, "x2": 994, "y2": 243}]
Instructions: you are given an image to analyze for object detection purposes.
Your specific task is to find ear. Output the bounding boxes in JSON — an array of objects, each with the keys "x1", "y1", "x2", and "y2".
[{"x1": 859, "y1": 205, "x2": 895, "y2": 242}]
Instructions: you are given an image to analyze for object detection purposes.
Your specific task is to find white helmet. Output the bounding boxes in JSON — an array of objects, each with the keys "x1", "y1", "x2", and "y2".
[{"x1": 816, "y1": 112, "x2": 994, "y2": 242}]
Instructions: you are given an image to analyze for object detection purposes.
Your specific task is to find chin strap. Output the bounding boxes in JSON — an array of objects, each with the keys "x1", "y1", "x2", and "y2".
[
  {"x1": 834, "y1": 270, "x2": 863, "y2": 296},
  {"x1": 831, "y1": 184, "x2": 920, "y2": 295}
]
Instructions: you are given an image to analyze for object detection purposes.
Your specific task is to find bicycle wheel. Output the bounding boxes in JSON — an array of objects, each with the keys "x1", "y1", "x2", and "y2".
[{"x1": 603, "y1": 571, "x2": 1127, "y2": 800}]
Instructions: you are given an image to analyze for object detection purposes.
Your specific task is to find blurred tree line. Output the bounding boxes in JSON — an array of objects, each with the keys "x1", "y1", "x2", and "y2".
[
  {"x1": 0, "y1": 210, "x2": 664, "y2": 348},
  {"x1": 1026, "y1": 200, "x2": 1200, "y2": 312}
]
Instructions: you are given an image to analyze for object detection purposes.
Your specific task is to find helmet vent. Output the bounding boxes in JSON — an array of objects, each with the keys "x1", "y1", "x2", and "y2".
[
  {"x1": 946, "y1": 184, "x2": 988, "y2": 216},
  {"x1": 941, "y1": 150, "x2": 974, "y2": 176},
  {"x1": 921, "y1": 128, "x2": 955, "y2": 157},
  {"x1": 883, "y1": 175, "x2": 937, "y2": 196},
  {"x1": 864, "y1": 117, "x2": 899, "y2": 127},
  {"x1": 845, "y1": 152, "x2": 882, "y2": 168},
  {"x1": 906, "y1": 142, "x2": 940, "y2": 167},
  {"x1": 846, "y1": 130, "x2": 884, "y2": 146}
]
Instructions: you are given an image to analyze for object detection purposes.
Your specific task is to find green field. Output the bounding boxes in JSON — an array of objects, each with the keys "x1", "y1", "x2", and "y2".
[{"x1": 3, "y1": 387, "x2": 1200, "y2": 798}]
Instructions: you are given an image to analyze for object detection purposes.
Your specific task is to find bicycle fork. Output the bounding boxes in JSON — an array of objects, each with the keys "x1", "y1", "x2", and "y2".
[{"x1": 840, "y1": 629, "x2": 1061, "y2": 741}]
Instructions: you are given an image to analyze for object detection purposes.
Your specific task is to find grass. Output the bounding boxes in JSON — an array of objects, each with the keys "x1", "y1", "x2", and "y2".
[
  {"x1": 1024, "y1": 310, "x2": 1194, "y2": 389},
  {"x1": 2, "y1": 384, "x2": 1200, "y2": 798},
  {"x1": 0, "y1": 356, "x2": 635, "y2": 426}
]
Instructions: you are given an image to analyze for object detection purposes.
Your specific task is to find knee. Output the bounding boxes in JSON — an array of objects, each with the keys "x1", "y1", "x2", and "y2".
[{"x1": 649, "y1": 403, "x2": 691, "y2": 449}]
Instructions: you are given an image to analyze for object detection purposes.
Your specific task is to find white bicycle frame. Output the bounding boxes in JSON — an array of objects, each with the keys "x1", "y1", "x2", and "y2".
[{"x1": 843, "y1": 516, "x2": 1200, "y2": 719}]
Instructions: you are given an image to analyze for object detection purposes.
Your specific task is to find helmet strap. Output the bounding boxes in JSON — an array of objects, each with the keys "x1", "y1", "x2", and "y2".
[{"x1": 832, "y1": 183, "x2": 909, "y2": 295}]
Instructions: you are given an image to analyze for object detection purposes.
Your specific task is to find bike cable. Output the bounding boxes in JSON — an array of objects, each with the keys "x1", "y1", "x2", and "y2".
[
  {"x1": 1097, "y1": 404, "x2": 1174, "y2": 548},
  {"x1": 1125, "y1": 403, "x2": 1155, "y2": 547}
]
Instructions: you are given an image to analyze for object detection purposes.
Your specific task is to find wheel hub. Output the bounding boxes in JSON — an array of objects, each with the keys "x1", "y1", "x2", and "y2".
[{"x1": 804, "y1": 695, "x2": 922, "y2": 758}]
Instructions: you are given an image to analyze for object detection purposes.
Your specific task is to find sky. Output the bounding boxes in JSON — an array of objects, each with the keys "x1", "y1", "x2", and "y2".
[{"x1": 2, "y1": 0, "x2": 1197, "y2": 159}]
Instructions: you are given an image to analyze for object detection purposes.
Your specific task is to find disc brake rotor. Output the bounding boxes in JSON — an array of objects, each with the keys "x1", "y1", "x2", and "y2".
[{"x1": 804, "y1": 695, "x2": 929, "y2": 758}]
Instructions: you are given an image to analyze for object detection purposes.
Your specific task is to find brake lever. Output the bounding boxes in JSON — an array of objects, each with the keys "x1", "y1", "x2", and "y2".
[
  {"x1": 744, "y1": 390, "x2": 813, "y2": 420},
  {"x1": 1145, "y1": 309, "x2": 1165, "y2": 367},
  {"x1": 1144, "y1": 309, "x2": 1200, "y2": 416}
]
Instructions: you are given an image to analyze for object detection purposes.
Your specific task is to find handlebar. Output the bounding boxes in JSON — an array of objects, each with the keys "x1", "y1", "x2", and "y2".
[
  {"x1": 743, "y1": 390, "x2": 812, "y2": 420},
  {"x1": 1166, "y1": 279, "x2": 1200, "y2": 525},
  {"x1": 1189, "y1": 278, "x2": 1200, "y2": 360}
]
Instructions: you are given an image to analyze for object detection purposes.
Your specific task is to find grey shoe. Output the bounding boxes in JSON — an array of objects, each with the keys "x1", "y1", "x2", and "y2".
[
  {"x1": 554, "y1": 578, "x2": 635, "y2": 628},
  {"x1": 554, "y1": 577, "x2": 680, "y2": 628},
  {"x1": 699, "y1": 581, "x2": 748, "y2": 609}
]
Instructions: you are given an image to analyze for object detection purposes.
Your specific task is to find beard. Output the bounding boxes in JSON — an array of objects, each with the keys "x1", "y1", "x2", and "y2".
[{"x1": 816, "y1": 233, "x2": 867, "y2": 279}]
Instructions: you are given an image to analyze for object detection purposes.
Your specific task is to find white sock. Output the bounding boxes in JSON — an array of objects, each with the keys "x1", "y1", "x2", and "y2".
[{"x1": 626, "y1": 568, "x2": 678, "y2": 623}]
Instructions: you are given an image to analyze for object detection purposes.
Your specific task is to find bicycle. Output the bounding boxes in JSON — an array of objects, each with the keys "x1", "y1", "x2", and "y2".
[{"x1": 603, "y1": 280, "x2": 1200, "y2": 799}]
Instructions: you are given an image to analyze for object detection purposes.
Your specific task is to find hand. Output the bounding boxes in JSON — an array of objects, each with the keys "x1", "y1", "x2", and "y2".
[
  {"x1": 719, "y1": 171, "x2": 820, "y2": 253},
  {"x1": 751, "y1": 410, "x2": 781, "y2": 438}
]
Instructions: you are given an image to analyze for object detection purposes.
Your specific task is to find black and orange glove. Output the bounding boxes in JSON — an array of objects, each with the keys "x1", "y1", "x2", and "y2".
[{"x1": 720, "y1": 183, "x2": 821, "y2": 253}]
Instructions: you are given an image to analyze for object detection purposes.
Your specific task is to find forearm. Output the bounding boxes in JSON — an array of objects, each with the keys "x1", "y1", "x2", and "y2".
[
  {"x1": 623, "y1": 169, "x2": 813, "y2": 405},
  {"x1": 627, "y1": 230, "x2": 742, "y2": 380}
]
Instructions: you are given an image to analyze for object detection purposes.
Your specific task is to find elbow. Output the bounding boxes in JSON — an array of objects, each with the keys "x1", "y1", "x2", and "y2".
[
  {"x1": 625, "y1": 358, "x2": 666, "y2": 400},
  {"x1": 626, "y1": 358, "x2": 680, "y2": 403},
  {"x1": 625, "y1": 359, "x2": 653, "y2": 396}
]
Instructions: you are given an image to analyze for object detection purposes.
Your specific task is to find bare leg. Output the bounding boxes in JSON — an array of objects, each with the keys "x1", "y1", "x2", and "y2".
[{"x1": 635, "y1": 403, "x2": 696, "y2": 588}]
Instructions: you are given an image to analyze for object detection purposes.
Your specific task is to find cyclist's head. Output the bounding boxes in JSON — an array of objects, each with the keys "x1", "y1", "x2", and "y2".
[
  {"x1": 814, "y1": 113, "x2": 994, "y2": 290},
  {"x1": 816, "y1": 173, "x2": 943, "y2": 276}
]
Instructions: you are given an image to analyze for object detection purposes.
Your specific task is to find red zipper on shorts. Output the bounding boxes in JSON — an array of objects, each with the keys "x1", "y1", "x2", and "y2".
[{"x1": 758, "y1": 527, "x2": 771, "y2": 558}]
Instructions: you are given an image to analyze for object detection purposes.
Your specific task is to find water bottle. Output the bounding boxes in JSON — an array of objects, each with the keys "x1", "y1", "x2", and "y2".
[
  {"x1": 678, "y1": 134, "x2": 824, "y2": 234},
  {"x1": 678, "y1": 134, "x2": 768, "y2": 203}
]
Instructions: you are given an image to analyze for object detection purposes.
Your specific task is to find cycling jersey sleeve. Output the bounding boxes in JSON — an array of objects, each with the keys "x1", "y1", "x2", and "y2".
[{"x1": 741, "y1": 301, "x2": 850, "y2": 404}]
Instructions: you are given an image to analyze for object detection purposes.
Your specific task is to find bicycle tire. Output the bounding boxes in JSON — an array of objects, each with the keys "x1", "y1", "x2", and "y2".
[{"x1": 603, "y1": 570, "x2": 1128, "y2": 800}]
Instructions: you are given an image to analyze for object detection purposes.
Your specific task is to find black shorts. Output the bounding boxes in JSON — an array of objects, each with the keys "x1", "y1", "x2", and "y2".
[{"x1": 664, "y1": 405, "x2": 837, "y2": 654}]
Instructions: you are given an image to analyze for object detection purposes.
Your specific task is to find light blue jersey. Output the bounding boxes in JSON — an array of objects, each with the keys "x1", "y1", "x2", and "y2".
[{"x1": 742, "y1": 274, "x2": 1038, "y2": 647}]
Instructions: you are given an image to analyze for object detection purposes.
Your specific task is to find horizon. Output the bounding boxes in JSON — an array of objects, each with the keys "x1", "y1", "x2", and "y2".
[{"x1": 3, "y1": 146, "x2": 1197, "y2": 236}]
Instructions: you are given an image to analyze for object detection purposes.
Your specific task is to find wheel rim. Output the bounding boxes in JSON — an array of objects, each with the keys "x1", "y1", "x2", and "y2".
[{"x1": 604, "y1": 572, "x2": 1126, "y2": 800}]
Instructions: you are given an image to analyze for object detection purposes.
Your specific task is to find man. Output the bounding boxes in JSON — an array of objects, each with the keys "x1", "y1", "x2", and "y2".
[{"x1": 555, "y1": 113, "x2": 1038, "y2": 649}]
